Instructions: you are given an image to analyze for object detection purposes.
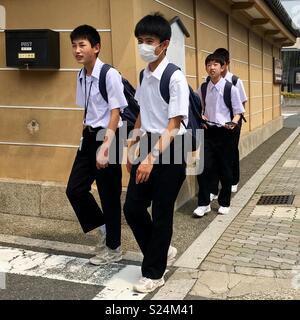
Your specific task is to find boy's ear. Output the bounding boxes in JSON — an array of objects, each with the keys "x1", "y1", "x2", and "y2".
[
  {"x1": 163, "y1": 40, "x2": 170, "y2": 49},
  {"x1": 94, "y1": 43, "x2": 100, "y2": 55}
]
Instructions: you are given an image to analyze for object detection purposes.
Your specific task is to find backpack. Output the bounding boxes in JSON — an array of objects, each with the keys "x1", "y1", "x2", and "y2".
[
  {"x1": 98, "y1": 64, "x2": 140, "y2": 135},
  {"x1": 139, "y1": 63, "x2": 203, "y2": 152},
  {"x1": 201, "y1": 77, "x2": 246, "y2": 123}
]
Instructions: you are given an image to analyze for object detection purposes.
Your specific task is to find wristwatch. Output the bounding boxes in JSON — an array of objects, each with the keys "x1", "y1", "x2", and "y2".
[{"x1": 151, "y1": 148, "x2": 160, "y2": 159}]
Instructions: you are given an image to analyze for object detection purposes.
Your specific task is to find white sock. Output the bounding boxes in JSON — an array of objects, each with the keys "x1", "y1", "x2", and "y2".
[{"x1": 99, "y1": 224, "x2": 106, "y2": 236}]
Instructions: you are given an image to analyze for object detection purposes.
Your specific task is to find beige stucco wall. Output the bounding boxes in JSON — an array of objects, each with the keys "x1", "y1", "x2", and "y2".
[{"x1": 0, "y1": 0, "x2": 286, "y2": 185}]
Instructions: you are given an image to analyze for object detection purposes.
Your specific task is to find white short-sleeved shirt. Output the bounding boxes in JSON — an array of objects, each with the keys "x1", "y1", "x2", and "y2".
[
  {"x1": 76, "y1": 58, "x2": 128, "y2": 128},
  {"x1": 225, "y1": 71, "x2": 248, "y2": 104},
  {"x1": 197, "y1": 77, "x2": 245, "y2": 126},
  {"x1": 135, "y1": 57, "x2": 189, "y2": 135}
]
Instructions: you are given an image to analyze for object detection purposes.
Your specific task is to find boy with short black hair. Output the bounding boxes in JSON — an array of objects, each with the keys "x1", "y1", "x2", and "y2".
[
  {"x1": 194, "y1": 54, "x2": 244, "y2": 217},
  {"x1": 66, "y1": 24, "x2": 127, "y2": 265},
  {"x1": 210, "y1": 48, "x2": 248, "y2": 196},
  {"x1": 123, "y1": 13, "x2": 189, "y2": 293}
]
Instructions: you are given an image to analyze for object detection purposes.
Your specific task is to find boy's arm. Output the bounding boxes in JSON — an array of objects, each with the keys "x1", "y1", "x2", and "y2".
[
  {"x1": 96, "y1": 68, "x2": 127, "y2": 169},
  {"x1": 226, "y1": 86, "x2": 245, "y2": 128},
  {"x1": 96, "y1": 108, "x2": 120, "y2": 170},
  {"x1": 135, "y1": 116, "x2": 182, "y2": 184},
  {"x1": 236, "y1": 79, "x2": 248, "y2": 105}
]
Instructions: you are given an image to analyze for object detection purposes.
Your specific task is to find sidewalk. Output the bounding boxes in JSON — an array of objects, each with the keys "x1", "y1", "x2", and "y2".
[{"x1": 153, "y1": 127, "x2": 300, "y2": 300}]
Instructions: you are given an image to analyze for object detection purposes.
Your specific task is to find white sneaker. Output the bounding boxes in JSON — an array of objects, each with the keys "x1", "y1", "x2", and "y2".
[
  {"x1": 89, "y1": 247, "x2": 122, "y2": 265},
  {"x1": 210, "y1": 193, "x2": 218, "y2": 201},
  {"x1": 218, "y1": 206, "x2": 230, "y2": 215},
  {"x1": 93, "y1": 236, "x2": 106, "y2": 255},
  {"x1": 231, "y1": 184, "x2": 238, "y2": 193},
  {"x1": 133, "y1": 276, "x2": 165, "y2": 293},
  {"x1": 193, "y1": 205, "x2": 211, "y2": 217},
  {"x1": 167, "y1": 246, "x2": 177, "y2": 264}
]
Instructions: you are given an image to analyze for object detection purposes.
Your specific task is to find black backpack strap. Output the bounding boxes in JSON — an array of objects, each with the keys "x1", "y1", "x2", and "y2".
[
  {"x1": 232, "y1": 74, "x2": 239, "y2": 86},
  {"x1": 206, "y1": 76, "x2": 211, "y2": 83},
  {"x1": 223, "y1": 80, "x2": 234, "y2": 120},
  {"x1": 99, "y1": 63, "x2": 112, "y2": 103},
  {"x1": 78, "y1": 68, "x2": 85, "y2": 86},
  {"x1": 160, "y1": 63, "x2": 180, "y2": 104},
  {"x1": 139, "y1": 69, "x2": 145, "y2": 85},
  {"x1": 200, "y1": 82, "x2": 208, "y2": 114}
]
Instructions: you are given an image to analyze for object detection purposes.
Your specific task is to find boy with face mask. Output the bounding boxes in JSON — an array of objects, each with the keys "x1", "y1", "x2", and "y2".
[{"x1": 123, "y1": 13, "x2": 189, "y2": 293}]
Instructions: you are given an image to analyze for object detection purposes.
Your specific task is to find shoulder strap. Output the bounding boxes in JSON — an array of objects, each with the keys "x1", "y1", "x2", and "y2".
[
  {"x1": 99, "y1": 63, "x2": 112, "y2": 103},
  {"x1": 206, "y1": 76, "x2": 211, "y2": 83},
  {"x1": 232, "y1": 74, "x2": 239, "y2": 86},
  {"x1": 160, "y1": 63, "x2": 180, "y2": 104},
  {"x1": 139, "y1": 69, "x2": 145, "y2": 85},
  {"x1": 223, "y1": 80, "x2": 234, "y2": 120},
  {"x1": 200, "y1": 82, "x2": 208, "y2": 114},
  {"x1": 78, "y1": 68, "x2": 85, "y2": 86}
]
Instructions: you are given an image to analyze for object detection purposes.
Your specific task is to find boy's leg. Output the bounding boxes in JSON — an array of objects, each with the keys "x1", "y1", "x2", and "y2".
[
  {"x1": 210, "y1": 169, "x2": 219, "y2": 196},
  {"x1": 232, "y1": 123, "x2": 241, "y2": 186},
  {"x1": 197, "y1": 131, "x2": 217, "y2": 206},
  {"x1": 217, "y1": 129, "x2": 234, "y2": 207},
  {"x1": 141, "y1": 163, "x2": 186, "y2": 280},
  {"x1": 66, "y1": 130, "x2": 105, "y2": 233},
  {"x1": 95, "y1": 163, "x2": 122, "y2": 250},
  {"x1": 123, "y1": 164, "x2": 153, "y2": 255},
  {"x1": 95, "y1": 132, "x2": 123, "y2": 250}
]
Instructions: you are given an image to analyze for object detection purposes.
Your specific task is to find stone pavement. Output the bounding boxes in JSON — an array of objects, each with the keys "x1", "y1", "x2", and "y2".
[{"x1": 153, "y1": 127, "x2": 300, "y2": 300}]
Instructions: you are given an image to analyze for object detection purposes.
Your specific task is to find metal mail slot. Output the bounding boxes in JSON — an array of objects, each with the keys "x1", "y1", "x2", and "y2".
[{"x1": 5, "y1": 29, "x2": 60, "y2": 69}]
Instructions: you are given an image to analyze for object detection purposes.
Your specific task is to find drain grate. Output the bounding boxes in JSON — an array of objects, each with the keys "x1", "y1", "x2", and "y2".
[{"x1": 257, "y1": 195, "x2": 295, "y2": 205}]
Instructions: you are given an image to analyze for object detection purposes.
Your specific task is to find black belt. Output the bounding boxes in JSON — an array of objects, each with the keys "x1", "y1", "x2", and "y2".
[{"x1": 84, "y1": 125, "x2": 103, "y2": 133}]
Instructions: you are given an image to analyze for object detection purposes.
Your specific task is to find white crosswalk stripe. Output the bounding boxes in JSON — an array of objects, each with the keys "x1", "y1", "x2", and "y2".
[{"x1": 0, "y1": 245, "x2": 145, "y2": 300}]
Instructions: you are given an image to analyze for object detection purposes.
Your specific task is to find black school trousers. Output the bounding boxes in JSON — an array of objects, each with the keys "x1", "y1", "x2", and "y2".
[
  {"x1": 197, "y1": 126, "x2": 235, "y2": 207},
  {"x1": 66, "y1": 127, "x2": 122, "y2": 250},
  {"x1": 123, "y1": 139, "x2": 186, "y2": 280},
  {"x1": 210, "y1": 122, "x2": 241, "y2": 195}
]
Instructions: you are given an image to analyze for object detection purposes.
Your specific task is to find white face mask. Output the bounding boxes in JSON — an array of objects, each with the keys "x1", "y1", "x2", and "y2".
[{"x1": 138, "y1": 43, "x2": 163, "y2": 63}]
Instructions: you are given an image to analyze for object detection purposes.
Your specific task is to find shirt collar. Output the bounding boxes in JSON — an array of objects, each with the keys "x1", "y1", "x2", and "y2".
[
  {"x1": 224, "y1": 71, "x2": 233, "y2": 82},
  {"x1": 209, "y1": 77, "x2": 226, "y2": 93},
  {"x1": 79, "y1": 58, "x2": 103, "y2": 81},
  {"x1": 144, "y1": 57, "x2": 169, "y2": 80}
]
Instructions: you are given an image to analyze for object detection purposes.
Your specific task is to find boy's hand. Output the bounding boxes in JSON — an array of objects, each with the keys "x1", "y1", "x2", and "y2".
[
  {"x1": 135, "y1": 154, "x2": 154, "y2": 184},
  {"x1": 126, "y1": 157, "x2": 132, "y2": 173},
  {"x1": 224, "y1": 121, "x2": 237, "y2": 130},
  {"x1": 201, "y1": 115, "x2": 208, "y2": 129},
  {"x1": 96, "y1": 144, "x2": 109, "y2": 169}
]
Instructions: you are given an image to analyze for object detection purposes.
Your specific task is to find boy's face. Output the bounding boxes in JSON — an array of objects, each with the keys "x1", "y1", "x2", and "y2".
[
  {"x1": 71, "y1": 38, "x2": 100, "y2": 65},
  {"x1": 206, "y1": 60, "x2": 225, "y2": 80},
  {"x1": 137, "y1": 35, "x2": 169, "y2": 57}
]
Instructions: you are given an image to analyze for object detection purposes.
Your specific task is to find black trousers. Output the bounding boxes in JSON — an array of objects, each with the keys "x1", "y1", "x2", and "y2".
[
  {"x1": 123, "y1": 139, "x2": 186, "y2": 279},
  {"x1": 210, "y1": 122, "x2": 241, "y2": 195},
  {"x1": 66, "y1": 127, "x2": 122, "y2": 250},
  {"x1": 197, "y1": 127, "x2": 235, "y2": 207}
]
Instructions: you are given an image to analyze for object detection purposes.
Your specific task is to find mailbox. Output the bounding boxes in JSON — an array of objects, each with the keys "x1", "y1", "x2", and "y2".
[{"x1": 5, "y1": 29, "x2": 60, "y2": 69}]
